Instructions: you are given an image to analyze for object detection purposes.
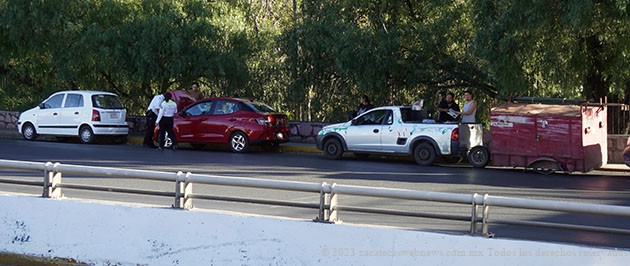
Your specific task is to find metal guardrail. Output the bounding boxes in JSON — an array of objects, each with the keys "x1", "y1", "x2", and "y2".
[
  {"x1": 1, "y1": 159, "x2": 630, "y2": 237},
  {"x1": 607, "y1": 103, "x2": 630, "y2": 135}
]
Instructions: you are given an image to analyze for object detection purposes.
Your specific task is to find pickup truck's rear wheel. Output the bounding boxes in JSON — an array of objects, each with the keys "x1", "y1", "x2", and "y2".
[
  {"x1": 414, "y1": 143, "x2": 436, "y2": 166},
  {"x1": 323, "y1": 138, "x2": 343, "y2": 159}
]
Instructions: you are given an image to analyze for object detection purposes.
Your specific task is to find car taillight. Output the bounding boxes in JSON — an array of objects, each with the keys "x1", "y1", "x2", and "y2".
[
  {"x1": 255, "y1": 117, "x2": 271, "y2": 126},
  {"x1": 268, "y1": 115, "x2": 276, "y2": 126},
  {"x1": 451, "y1": 128, "x2": 459, "y2": 141},
  {"x1": 92, "y1": 109, "x2": 101, "y2": 121}
]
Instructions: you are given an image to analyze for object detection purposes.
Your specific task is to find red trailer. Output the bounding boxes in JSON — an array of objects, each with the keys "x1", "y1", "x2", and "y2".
[{"x1": 489, "y1": 102, "x2": 607, "y2": 173}]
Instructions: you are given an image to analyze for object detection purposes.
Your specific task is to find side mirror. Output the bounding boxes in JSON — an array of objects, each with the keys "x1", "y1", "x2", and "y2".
[
  {"x1": 179, "y1": 111, "x2": 187, "y2": 117},
  {"x1": 38, "y1": 103, "x2": 46, "y2": 109}
]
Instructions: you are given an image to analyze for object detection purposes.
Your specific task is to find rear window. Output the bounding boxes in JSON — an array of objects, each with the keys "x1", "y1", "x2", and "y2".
[
  {"x1": 400, "y1": 107, "x2": 427, "y2": 122},
  {"x1": 92, "y1": 94, "x2": 124, "y2": 109},
  {"x1": 246, "y1": 101, "x2": 276, "y2": 113}
]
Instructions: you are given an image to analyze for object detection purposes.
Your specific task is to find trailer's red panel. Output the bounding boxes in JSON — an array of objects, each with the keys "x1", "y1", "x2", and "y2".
[{"x1": 490, "y1": 103, "x2": 607, "y2": 172}]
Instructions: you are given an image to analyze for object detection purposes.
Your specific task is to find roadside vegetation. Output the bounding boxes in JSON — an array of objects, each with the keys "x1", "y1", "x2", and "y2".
[{"x1": 0, "y1": 0, "x2": 627, "y2": 122}]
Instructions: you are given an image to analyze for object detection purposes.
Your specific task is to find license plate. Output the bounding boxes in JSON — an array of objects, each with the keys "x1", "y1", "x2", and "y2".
[{"x1": 109, "y1": 113, "x2": 119, "y2": 120}]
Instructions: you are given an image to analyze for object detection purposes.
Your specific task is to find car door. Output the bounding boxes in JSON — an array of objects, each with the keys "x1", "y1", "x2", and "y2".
[
  {"x1": 178, "y1": 100, "x2": 213, "y2": 142},
  {"x1": 377, "y1": 110, "x2": 404, "y2": 153},
  {"x1": 199, "y1": 100, "x2": 239, "y2": 143},
  {"x1": 58, "y1": 93, "x2": 84, "y2": 135},
  {"x1": 37, "y1": 93, "x2": 66, "y2": 135},
  {"x1": 345, "y1": 109, "x2": 390, "y2": 152}
]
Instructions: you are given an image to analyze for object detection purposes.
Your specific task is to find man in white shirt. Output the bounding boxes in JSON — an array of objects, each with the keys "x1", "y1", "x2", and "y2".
[
  {"x1": 156, "y1": 92, "x2": 178, "y2": 150},
  {"x1": 143, "y1": 92, "x2": 166, "y2": 148}
]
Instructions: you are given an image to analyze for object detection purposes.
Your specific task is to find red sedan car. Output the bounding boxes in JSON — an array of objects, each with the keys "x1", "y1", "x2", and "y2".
[{"x1": 155, "y1": 97, "x2": 289, "y2": 152}]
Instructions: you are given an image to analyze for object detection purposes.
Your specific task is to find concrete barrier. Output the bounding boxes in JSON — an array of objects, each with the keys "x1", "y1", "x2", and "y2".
[{"x1": 1, "y1": 194, "x2": 628, "y2": 265}]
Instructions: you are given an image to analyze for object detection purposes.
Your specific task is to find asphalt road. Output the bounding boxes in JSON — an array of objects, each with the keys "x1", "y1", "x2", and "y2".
[{"x1": 1, "y1": 138, "x2": 630, "y2": 250}]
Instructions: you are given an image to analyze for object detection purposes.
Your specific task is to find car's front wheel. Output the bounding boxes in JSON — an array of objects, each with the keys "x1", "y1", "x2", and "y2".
[
  {"x1": 79, "y1": 126, "x2": 96, "y2": 144},
  {"x1": 22, "y1": 123, "x2": 37, "y2": 141},
  {"x1": 323, "y1": 138, "x2": 344, "y2": 159},
  {"x1": 229, "y1": 131, "x2": 249, "y2": 153},
  {"x1": 414, "y1": 142, "x2": 436, "y2": 166}
]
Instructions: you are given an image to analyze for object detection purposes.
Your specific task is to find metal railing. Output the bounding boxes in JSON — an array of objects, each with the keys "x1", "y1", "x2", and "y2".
[
  {"x1": 608, "y1": 103, "x2": 630, "y2": 135},
  {"x1": 1, "y1": 159, "x2": 630, "y2": 237}
]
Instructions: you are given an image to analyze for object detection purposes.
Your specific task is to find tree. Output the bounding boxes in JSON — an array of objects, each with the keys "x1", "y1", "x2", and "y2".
[{"x1": 472, "y1": 0, "x2": 629, "y2": 101}]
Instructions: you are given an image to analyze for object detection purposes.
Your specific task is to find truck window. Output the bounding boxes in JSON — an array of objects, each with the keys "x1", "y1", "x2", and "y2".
[
  {"x1": 354, "y1": 110, "x2": 391, "y2": 125},
  {"x1": 400, "y1": 107, "x2": 427, "y2": 123}
]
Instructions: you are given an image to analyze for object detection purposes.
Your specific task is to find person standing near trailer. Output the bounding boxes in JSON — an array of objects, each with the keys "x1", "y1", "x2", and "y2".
[{"x1": 456, "y1": 90, "x2": 477, "y2": 123}]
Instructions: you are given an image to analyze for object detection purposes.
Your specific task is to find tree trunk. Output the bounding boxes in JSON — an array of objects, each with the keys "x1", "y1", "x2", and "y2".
[{"x1": 584, "y1": 35, "x2": 609, "y2": 102}]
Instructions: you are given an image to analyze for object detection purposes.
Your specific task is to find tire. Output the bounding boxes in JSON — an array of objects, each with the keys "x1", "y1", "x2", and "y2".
[
  {"x1": 354, "y1": 152, "x2": 370, "y2": 159},
  {"x1": 22, "y1": 123, "x2": 37, "y2": 141},
  {"x1": 261, "y1": 142, "x2": 280, "y2": 152},
  {"x1": 190, "y1": 143, "x2": 206, "y2": 150},
  {"x1": 414, "y1": 142, "x2": 436, "y2": 166},
  {"x1": 468, "y1": 146, "x2": 490, "y2": 168},
  {"x1": 79, "y1": 126, "x2": 96, "y2": 144},
  {"x1": 229, "y1": 131, "x2": 249, "y2": 153},
  {"x1": 323, "y1": 138, "x2": 344, "y2": 160}
]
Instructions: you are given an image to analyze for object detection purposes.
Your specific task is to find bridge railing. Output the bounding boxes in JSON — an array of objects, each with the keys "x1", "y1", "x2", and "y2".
[{"x1": 1, "y1": 158, "x2": 630, "y2": 237}]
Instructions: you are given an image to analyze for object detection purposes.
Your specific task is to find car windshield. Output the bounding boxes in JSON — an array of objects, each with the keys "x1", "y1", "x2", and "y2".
[
  {"x1": 247, "y1": 101, "x2": 276, "y2": 113},
  {"x1": 92, "y1": 94, "x2": 124, "y2": 109}
]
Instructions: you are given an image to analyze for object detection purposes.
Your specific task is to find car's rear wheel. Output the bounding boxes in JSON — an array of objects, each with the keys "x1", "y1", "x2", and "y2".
[
  {"x1": 414, "y1": 142, "x2": 436, "y2": 166},
  {"x1": 22, "y1": 123, "x2": 37, "y2": 141},
  {"x1": 79, "y1": 126, "x2": 96, "y2": 144},
  {"x1": 229, "y1": 131, "x2": 249, "y2": 153},
  {"x1": 323, "y1": 138, "x2": 344, "y2": 159}
]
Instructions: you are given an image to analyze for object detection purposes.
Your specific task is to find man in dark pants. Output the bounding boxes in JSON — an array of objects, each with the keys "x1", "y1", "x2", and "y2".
[{"x1": 143, "y1": 92, "x2": 166, "y2": 148}]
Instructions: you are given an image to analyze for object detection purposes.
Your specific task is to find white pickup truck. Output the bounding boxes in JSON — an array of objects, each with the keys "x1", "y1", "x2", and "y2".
[{"x1": 316, "y1": 106, "x2": 467, "y2": 166}]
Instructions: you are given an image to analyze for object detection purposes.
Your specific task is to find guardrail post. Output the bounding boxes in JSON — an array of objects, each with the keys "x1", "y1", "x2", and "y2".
[
  {"x1": 43, "y1": 162, "x2": 53, "y2": 198},
  {"x1": 50, "y1": 163, "x2": 62, "y2": 199},
  {"x1": 328, "y1": 183, "x2": 341, "y2": 223},
  {"x1": 173, "y1": 171, "x2": 185, "y2": 209},
  {"x1": 470, "y1": 193, "x2": 480, "y2": 235},
  {"x1": 315, "y1": 182, "x2": 330, "y2": 222},
  {"x1": 183, "y1": 172, "x2": 193, "y2": 210},
  {"x1": 481, "y1": 194, "x2": 492, "y2": 237}
]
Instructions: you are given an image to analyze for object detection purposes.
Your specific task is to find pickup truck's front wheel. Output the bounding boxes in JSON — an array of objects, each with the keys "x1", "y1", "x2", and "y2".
[
  {"x1": 323, "y1": 138, "x2": 344, "y2": 159},
  {"x1": 414, "y1": 143, "x2": 436, "y2": 166}
]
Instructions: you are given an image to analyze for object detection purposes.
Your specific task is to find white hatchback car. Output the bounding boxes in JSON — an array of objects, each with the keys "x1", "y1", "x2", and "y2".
[{"x1": 17, "y1": 90, "x2": 129, "y2": 144}]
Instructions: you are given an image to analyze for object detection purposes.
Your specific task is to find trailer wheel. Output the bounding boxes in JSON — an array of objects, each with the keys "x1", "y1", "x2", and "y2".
[{"x1": 468, "y1": 146, "x2": 490, "y2": 168}]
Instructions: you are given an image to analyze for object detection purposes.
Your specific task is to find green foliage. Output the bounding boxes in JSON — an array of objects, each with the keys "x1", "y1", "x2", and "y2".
[
  {"x1": 0, "y1": 0, "x2": 627, "y2": 122},
  {"x1": 471, "y1": 0, "x2": 628, "y2": 101}
]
